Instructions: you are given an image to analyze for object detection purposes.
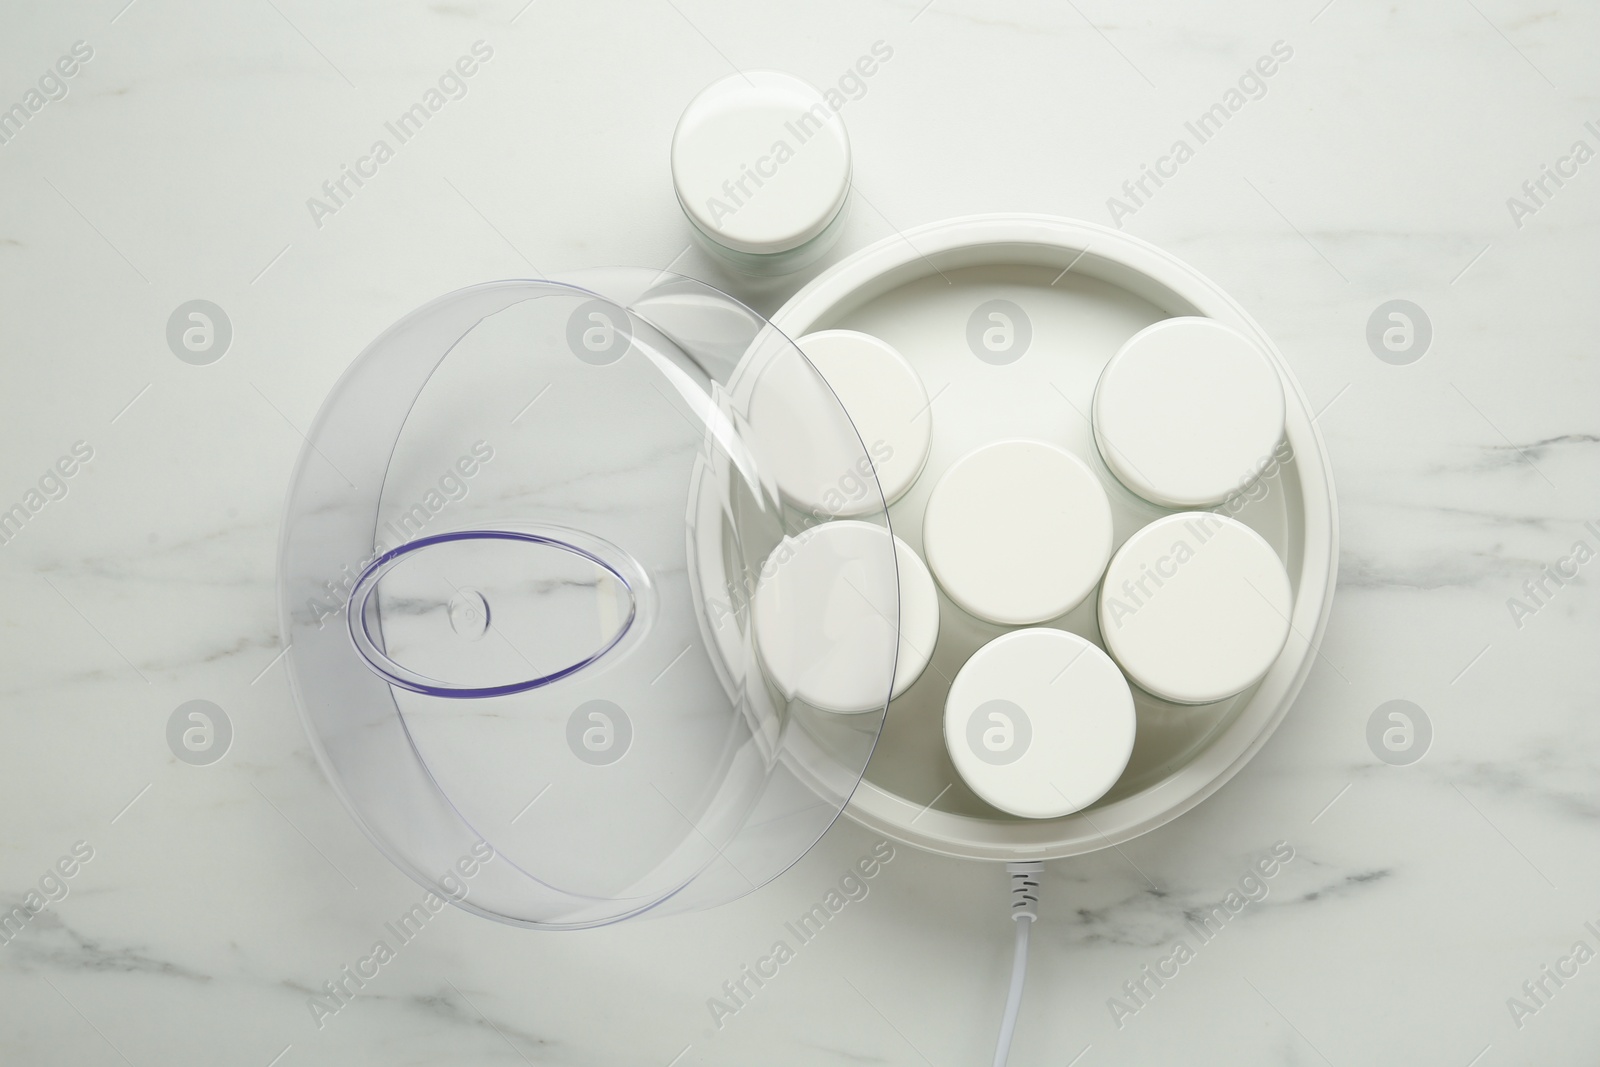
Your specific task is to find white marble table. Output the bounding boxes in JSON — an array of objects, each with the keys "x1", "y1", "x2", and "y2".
[{"x1": 3, "y1": 1, "x2": 1598, "y2": 1064}]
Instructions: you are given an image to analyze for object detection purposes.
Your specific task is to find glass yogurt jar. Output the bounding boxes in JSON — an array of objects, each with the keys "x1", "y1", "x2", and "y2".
[{"x1": 671, "y1": 70, "x2": 852, "y2": 276}]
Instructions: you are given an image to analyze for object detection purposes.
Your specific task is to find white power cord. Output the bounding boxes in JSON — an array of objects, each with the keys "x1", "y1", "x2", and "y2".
[{"x1": 993, "y1": 861, "x2": 1042, "y2": 1067}]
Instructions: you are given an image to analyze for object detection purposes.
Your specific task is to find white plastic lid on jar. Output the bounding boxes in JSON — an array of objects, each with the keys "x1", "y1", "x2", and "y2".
[
  {"x1": 671, "y1": 71, "x2": 851, "y2": 260},
  {"x1": 923, "y1": 440, "x2": 1113, "y2": 626},
  {"x1": 753, "y1": 521, "x2": 939, "y2": 713},
  {"x1": 943, "y1": 628, "x2": 1136, "y2": 820},
  {"x1": 1099, "y1": 512, "x2": 1292, "y2": 705},
  {"x1": 748, "y1": 330, "x2": 930, "y2": 516},
  {"x1": 1093, "y1": 317, "x2": 1286, "y2": 509}
]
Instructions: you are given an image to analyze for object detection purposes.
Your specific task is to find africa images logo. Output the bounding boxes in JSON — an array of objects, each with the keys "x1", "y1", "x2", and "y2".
[{"x1": 705, "y1": 841, "x2": 896, "y2": 1030}]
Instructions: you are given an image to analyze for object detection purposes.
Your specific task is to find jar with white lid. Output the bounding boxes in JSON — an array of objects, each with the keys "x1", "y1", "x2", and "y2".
[{"x1": 671, "y1": 70, "x2": 852, "y2": 276}]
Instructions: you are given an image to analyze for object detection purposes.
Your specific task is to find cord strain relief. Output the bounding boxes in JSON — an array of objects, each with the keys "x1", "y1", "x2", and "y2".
[{"x1": 1005, "y1": 860, "x2": 1042, "y2": 922}]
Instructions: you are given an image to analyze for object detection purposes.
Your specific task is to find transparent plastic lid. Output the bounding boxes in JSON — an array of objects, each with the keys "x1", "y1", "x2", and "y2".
[{"x1": 276, "y1": 270, "x2": 899, "y2": 928}]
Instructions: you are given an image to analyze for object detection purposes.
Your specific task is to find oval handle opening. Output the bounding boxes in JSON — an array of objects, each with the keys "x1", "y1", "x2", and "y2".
[{"x1": 347, "y1": 527, "x2": 644, "y2": 698}]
